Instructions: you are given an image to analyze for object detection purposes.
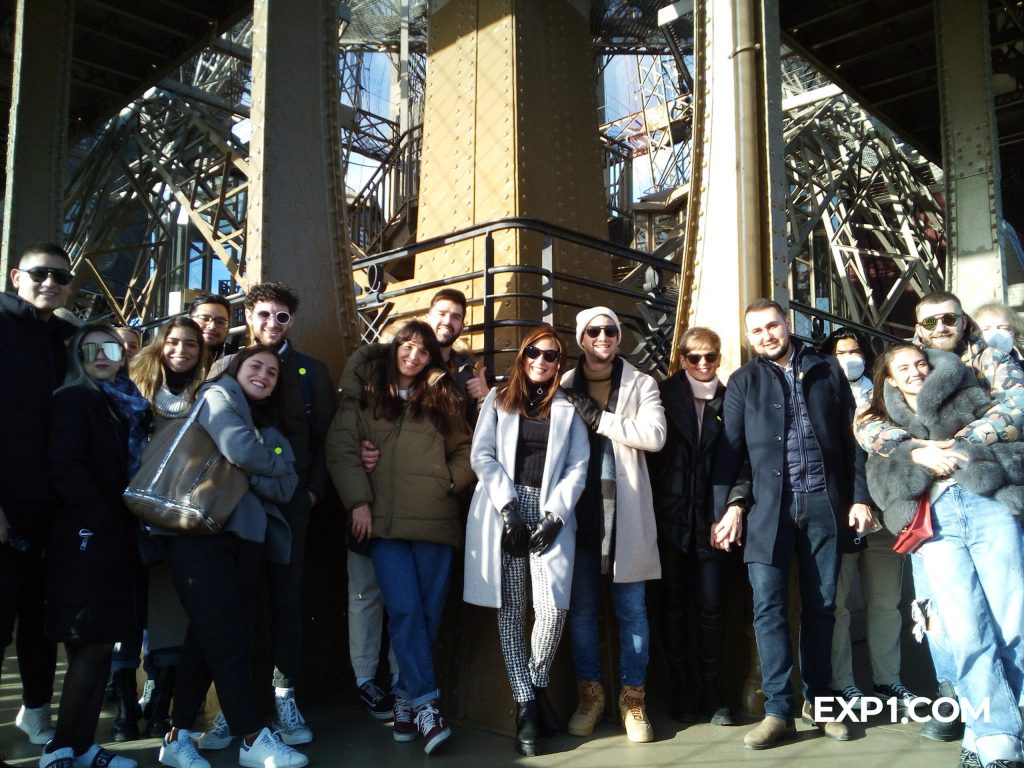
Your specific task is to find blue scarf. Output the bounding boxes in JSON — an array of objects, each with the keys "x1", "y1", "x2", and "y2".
[{"x1": 98, "y1": 372, "x2": 150, "y2": 477}]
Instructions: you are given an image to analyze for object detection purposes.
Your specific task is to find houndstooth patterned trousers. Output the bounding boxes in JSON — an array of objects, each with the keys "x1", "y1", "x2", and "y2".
[{"x1": 499, "y1": 484, "x2": 568, "y2": 703}]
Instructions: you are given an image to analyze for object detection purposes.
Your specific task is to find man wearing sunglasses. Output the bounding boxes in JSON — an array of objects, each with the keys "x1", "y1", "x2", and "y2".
[
  {"x1": 711, "y1": 298, "x2": 872, "y2": 749},
  {"x1": 203, "y1": 281, "x2": 334, "y2": 748},
  {"x1": 560, "y1": 306, "x2": 666, "y2": 744},
  {"x1": 853, "y1": 290, "x2": 1024, "y2": 746},
  {"x1": 1, "y1": 243, "x2": 77, "y2": 747},
  {"x1": 189, "y1": 293, "x2": 237, "y2": 360}
]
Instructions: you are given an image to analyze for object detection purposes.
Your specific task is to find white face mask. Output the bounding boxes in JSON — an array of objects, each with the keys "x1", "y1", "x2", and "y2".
[
  {"x1": 839, "y1": 356, "x2": 865, "y2": 382},
  {"x1": 983, "y1": 328, "x2": 1015, "y2": 354}
]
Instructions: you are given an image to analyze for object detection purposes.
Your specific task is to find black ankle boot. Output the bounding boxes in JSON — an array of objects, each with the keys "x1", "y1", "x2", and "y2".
[
  {"x1": 111, "y1": 668, "x2": 141, "y2": 742},
  {"x1": 515, "y1": 700, "x2": 539, "y2": 756},
  {"x1": 145, "y1": 665, "x2": 176, "y2": 738},
  {"x1": 532, "y1": 685, "x2": 559, "y2": 736},
  {"x1": 920, "y1": 681, "x2": 964, "y2": 742}
]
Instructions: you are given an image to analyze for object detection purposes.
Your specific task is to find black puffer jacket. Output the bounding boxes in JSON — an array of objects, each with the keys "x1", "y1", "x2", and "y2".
[
  {"x1": 0, "y1": 292, "x2": 75, "y2": 519},
  {"x1": 866, "y1": 349, "x2": 1024, "y2": 535}
]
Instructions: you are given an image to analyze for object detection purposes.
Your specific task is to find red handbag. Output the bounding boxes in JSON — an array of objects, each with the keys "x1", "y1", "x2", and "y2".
[{"x1": 892, "y1": 496, "x2": 933, "y2": 554}]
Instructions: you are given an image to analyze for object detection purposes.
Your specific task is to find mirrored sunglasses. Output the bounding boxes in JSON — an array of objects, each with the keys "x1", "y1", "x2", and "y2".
[
  {"x1": 584, "y1": 325, "x2": 619, "y2": 339},
  {"x1": 919, "y1": 312, "x2": 961, "y2": 331},
  {"x1": 81, "y1": 341, "x2": 124, "y2": 363},
  {"x1": 685, "y1": 351, "x2": 719, "y2": 365},
  {"x1": 255, "y1": 310, "x2": 291, "y2": 325},
  {"x1": 524, "y1": 345, "x2": 560, "y2": 363},
  {"x1": 18, "y1": 267, "x2": 72, "y2": 286}
]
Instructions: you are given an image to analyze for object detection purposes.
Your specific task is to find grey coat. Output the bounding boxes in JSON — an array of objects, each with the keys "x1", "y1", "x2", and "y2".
[
  {"x1": 193, "y1": 377, "x2": 299, "y2": 563},
  {"x1": 866, "y1": 349, "x2": 1024, "y2": 534},
  {"x1": 463, "y1": 388, "x2": 590, "y2": 610}
]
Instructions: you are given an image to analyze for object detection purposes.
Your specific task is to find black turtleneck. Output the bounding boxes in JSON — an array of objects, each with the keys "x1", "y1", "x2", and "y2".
[{"x1": 163, "y1": 367, "x2": 193, "y2": 396}]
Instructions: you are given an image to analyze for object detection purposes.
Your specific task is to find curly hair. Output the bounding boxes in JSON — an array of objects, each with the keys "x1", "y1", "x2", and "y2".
[{"x1": 243, "y1": 281, "x2": 299, "y2": 313}]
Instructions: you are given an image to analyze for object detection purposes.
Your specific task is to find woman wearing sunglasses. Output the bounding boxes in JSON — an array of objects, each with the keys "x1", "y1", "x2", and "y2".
[
  {"x1": 464, "y1": 326, "x2": 590, "y2": 756},
  {"x1": 43, "y1": 323, "x2": 151, "y2": 768},
  {"x1": 326, "y1": 320, "x2": 473, "y2": 755},
  {"x1": 647, "y1": 327, "x2": 739, "y2": 726},
  {"x1": 114, "y1": 318, "x2": 207, "y2": 741}
]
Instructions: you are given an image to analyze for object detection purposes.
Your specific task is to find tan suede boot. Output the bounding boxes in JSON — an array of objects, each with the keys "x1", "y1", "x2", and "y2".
[
  {"x1": 567, "y1": 681, "x2": 605, "y2": 737},
  {"x1": 743, "y1": 715, "x2": 797, "y2": 749},
  {"x1": 618, "y1": 685, "x2": 654, "y2": 743}
]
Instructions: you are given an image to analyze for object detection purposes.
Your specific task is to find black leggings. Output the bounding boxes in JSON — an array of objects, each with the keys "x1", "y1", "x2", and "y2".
[
  {"x1": 165, "y1": 533, "x2": 263, "y2": 735},
  {"x1": 50, "y1": 643, "x2": 113, "y2": 754}
]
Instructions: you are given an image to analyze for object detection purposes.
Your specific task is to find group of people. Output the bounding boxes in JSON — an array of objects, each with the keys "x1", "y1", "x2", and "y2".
[{"x1": 1, "y1": 239, "x2": 1022, "y2": 768}]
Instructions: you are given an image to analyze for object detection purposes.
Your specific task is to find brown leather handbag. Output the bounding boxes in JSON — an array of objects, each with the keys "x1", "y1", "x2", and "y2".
[
  {"x1": 892, "y1": 495, "x2": 934, "y2": 554},
  {"x1": 124, "y1": 392, "x2": 248, "y2": 533}
]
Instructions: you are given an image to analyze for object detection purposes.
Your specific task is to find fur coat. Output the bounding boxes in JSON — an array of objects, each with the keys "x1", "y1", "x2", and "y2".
[{"x1": 866, "y1": 349, "x2": 1024, "y2": 534}]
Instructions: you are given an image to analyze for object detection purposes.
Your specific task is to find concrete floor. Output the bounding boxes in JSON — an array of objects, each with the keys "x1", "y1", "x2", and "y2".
[{"x1": 0, "y1": 656, "x2": 962, "y2": 768}]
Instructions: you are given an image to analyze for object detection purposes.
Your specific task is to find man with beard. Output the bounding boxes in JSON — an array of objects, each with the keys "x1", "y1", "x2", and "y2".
[
  {"x1": 1, "y1": 243, "x2": 76, "y2": 748},
  {"x1": 189, "y1": 293, "x2": 237, "y2": 360},
  {"x1": 711, "y1": 298, "x2": 873, "y2": 749},
  {"x1": 424, "y1": 289, "x2": 487, "y2": 423},
  {"x1": 201, "y1": 282, "x2": 334, "y2": 749},
  {"x1": 853, "y1": 290, "x2": 1024, "y2": 749}
]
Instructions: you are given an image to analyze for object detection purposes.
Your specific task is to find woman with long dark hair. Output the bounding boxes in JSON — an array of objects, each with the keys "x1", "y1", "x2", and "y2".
[
  {"x1": 43, "y1": 322, "x2": 150, "y2": 768},
  {"x1": 155, "y1": 344, "x2": 307, "y2": 768},
  {"x1": 327, "y1": 320, "x2": 473, "y2": 755},
  {"x1": 464, "y1": 325, "x2": 589, "y2": 756},
  {"x1": 112, "y1": 318, "x2": 206, "y2": 740},
  {"x1": 857, "y1": 343, "x2": 1024, "y2": 768}
]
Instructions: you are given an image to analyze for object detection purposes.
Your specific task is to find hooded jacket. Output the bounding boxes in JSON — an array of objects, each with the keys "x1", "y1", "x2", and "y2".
[
  {"x1": 865, "y1": 349, "x2": 1024, "y2": 535},
  {"x1": 325, "y1": 344, "x2": 474, "y2": 547}
]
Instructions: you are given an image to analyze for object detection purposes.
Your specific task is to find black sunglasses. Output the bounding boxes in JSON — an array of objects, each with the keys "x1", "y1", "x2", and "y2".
[
  {"x1": 255, "y1": 310, "x2": 292, "y2": 325},
  {"x1": 81, "y1": 341, "x2": 124, "y2": 363},
  {"x1": 584, "y1": 325, "x2": 619, "y2": 339},
  {"x1": 17, "y1": 267, "x2": 72, "y2": 286},
  {"x1": 685, "y1": 351, "x2": 719, "y2": 365},
  {"x1": 524, "y1": 345, "x2": 561, "y2": 363},
  {"x1": 919, "y1": 312, "x2": 962, "y2": 331}
]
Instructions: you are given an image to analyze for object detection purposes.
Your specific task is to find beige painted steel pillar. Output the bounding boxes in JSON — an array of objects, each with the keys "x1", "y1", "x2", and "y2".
[
  {"x1": 247, "y1": 0, "x2": 359, "y2": 376},
  {"x1": 1, "y1": 0, "x2": 73, "y2": 282},
  {"x1": 408, "y1": 0, "x2": 608, "y2": 353},
  {"x1": 936, "y1": 0, "x2": 1007, "y2": 308},
  {"x1": 681, "y1": 0, "x2": 787, "y2": 376}
]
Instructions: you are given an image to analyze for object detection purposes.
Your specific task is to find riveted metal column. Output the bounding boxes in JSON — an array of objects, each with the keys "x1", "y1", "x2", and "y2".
[
  {"x1": 411, "y1": 0, "x2": 606, "y2": 354},
  {"x1": 936, "y1": 0, "x2": 1007, "y2": 307},
  {"x1": 682, "y1": 0, "x2": 786, "y2": 376},
  {"x1": 1, "y1": 0, "x2": 73, "y2": 280},
  {"x1": 247, "y1": 0, "x2": 359, "y2": 376}
]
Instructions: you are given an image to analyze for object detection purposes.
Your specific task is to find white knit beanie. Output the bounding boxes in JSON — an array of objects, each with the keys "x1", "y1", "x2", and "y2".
[{"x1": 575, "y1": 306, "x2": 622, "y2": 348}]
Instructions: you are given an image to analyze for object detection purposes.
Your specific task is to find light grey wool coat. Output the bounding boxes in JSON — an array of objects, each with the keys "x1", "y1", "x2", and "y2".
[
  {"x1": 463, "y1": 388, "x2": 590, "y2": 610},
  {"x1": 562, "y1": 357, "x2": 667, "y2": 583}
]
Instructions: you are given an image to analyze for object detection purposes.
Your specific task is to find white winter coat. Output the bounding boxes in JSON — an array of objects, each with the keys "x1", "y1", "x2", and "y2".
[{"x1": 463, "y1": 388, "x2": 590, "y2": 610}]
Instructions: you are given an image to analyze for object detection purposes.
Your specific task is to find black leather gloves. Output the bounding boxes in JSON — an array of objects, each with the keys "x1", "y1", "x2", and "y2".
[
  {"x1": 529, "y1": 514, "x2": 563, "y2": 555},
  {"x1": 500, "y1": 500, "x2": 529, "y2": 557},
  {"x1": 561, "y1": 388, "x2": 603, "y2": 431}
]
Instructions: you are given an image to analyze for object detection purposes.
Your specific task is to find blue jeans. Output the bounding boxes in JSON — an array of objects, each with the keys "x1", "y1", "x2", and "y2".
[
  {"x1": 568, "y1": 548, "x2": 649, "y2": 687},
  {"x1": 913, "y1": 485, "x2": 1024, "y2": 764},
  {"x1": 370, "y1": 539, "x2": 453, "y2": 709},
  {"x1": 910, "y1": 550, "x2": 957, "y2": 687},
  {"x1": 746, "y1": 490, "x2": 839, "y2": 719}
]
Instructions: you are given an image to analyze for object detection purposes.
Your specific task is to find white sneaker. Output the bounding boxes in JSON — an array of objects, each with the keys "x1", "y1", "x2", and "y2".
[
  {"x1": 74, "y1": 744, "x2": 137, "y2": 768},
  {"x1": 197, "y1": 712, "x2": 234, "y2": 750},
  {"x1": 238, "y1": 727, "x2": 309, "y2": 768},
  {"x1": 159, "y1": 730, "x2": 211, "y2": 768},
  {"x1": 272, "y1": 693, "x2": 313, "y2": 746},
  {"x1": 17, "y1": 703, "x2": 55, "y2": 745},
  {"x1": 39, "y1": 746, "x2": 75, "y2": 768}
]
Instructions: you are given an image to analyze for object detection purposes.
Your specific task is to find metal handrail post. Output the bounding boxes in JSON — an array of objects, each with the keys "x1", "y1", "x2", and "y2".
[
  {"x1": 541, "y1": 236, "x2": 555, "y2": 328},
  {"x1": 483, "y1": 233, "x2": 495, "y2": 377}
]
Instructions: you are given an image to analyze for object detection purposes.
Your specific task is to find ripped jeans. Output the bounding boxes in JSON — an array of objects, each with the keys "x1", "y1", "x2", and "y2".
[
  {"x1": 568, "y1": 548, "x2": 649, "y2": 687},
  {"x1": 912, "y1": 484, "x2": 1024, "y2": 764}
]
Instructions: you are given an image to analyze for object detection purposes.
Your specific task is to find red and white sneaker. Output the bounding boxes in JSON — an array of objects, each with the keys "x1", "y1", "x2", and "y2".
[
  {"x1": 414, "y1": 703, "x2": 451, "y2": 755},
  {"x1": 392, "y1": 697, "x2": 417, "y2": 742}
]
